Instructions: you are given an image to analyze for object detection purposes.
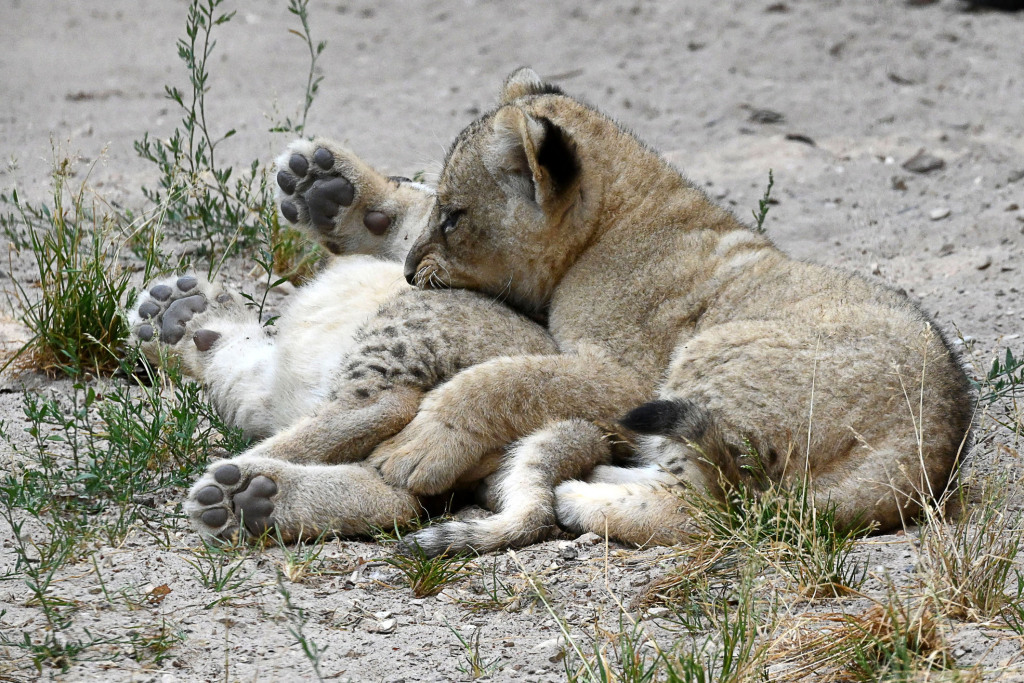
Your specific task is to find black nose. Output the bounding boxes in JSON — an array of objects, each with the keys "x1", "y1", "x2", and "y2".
[{"x1": 403, "y1": 255, "x2": 418, "y2": 285}]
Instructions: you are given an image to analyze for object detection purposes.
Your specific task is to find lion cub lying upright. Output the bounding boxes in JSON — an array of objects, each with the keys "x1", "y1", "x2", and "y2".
[{"x1": 377, "y1": 68, "x2": 974, "y2": 553}]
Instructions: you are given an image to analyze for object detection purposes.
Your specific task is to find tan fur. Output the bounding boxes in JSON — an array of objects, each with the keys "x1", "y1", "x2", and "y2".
[
  {"x1": 387, "y1": 68, "x2": 974, "y2": 549},
  {"x1": 129, "y1": 139, "x2": 559, "y2": 543}
]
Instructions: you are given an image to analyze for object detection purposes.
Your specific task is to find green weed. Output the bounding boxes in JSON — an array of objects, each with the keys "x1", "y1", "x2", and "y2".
[
  {"x1": 184, "y1": 539, "x2": 255, "y2": 595},
  {"x1": 276, "y1": 570, "x2": 327, "y2": 681},
  {"x1": 448, "y1": 622, "x2": 501, "y2": 679},
  {"x1": 687, "y1": 481, "x2": 869, "y2": 599},
  {"x1": 752, "y1": 169, "x2": 774, "y2": 234},
  {"x1": 382, "y1": 536, "x2": 473, "y2": 598},
  {"x1": 919, "y1": 479, "x2": 1024, "y2": 622},
  {"x1": 3, "y1": 158, "x2": 136, "y2": 377},
  {"x1": 133, "y1": 0, "x2": 323, "y2": 282}
]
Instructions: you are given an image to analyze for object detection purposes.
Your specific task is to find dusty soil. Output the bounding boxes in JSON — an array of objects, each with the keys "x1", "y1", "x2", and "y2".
[{"x1": 1, "y1": 0, "x2": 1023, "y2": 681}]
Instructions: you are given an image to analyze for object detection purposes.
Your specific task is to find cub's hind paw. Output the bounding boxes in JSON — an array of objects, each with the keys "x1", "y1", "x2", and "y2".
[
  {"x1": 184, "y1": 454, "x2": 422, "y2": 544},
  {"x1": 186, "y1": 459, "x2": 281, "y2": 542},
  {"x1": 274, "y1": 138, "x2": 405, "y2": 254}
]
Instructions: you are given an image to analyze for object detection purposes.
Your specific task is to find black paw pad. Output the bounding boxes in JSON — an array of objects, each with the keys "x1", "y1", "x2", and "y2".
[
  {"x1": 201, "y1": 508, "x2": 229, "y2": 528},
  {"x1": 193, "y1": 329, "x2": 222, "y2": 352},
  {"x1": 214, "y1": 464, "x2": 241, "y2": 486},
  {"x1": 289, "y1": 154, "x2": 309, "y2": 177},
  {"x1": 280, "y1": 199, "x2": 299, "y2": 223},
  {"x1": 161, "y1": 295, "x2": 208, "y2": 344},
  {"x1": 137, "y1": 324, "x2": 154, "y2": 341},
  {"x1": 364, "y1": 211, "x2": 391, "y2": 235},
  {"x1": 196, "y1": 485, "x2": 224, "y2": 505},
  {"x1": 307, "y1": 177, "x2": 355, "y2": 229},
  {"x1": 233, "y1": 475, "x2": 278, "y2": 535},
  {"x1": 138, "y1": 301, "x2": 160, "y2": 319},
  {"x1": 277, "y1": 170, "x2": 297, "y2": 195},
  {"x1": 176, "y1": 276, "x2": 198, "y2": 292},
  {"x1": 149, "y1": 284, "x2": 172, "y2": 301},
  {"x1": 313, "y1": 147, "x2": 334, "y2": 170}
]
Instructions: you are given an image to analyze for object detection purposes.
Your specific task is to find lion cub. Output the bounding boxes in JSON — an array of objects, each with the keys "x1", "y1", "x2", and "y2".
[
  {"x1": 129, "y1": 139, "x2": 556, "y2": 541},
  {"x1": 375, "y1": 68, "x2": 974, "y2": 553}
]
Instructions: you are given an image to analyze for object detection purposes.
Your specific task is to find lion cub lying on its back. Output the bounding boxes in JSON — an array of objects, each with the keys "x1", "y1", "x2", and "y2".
[
  {"x1": 129, "y1": 139, "x2": 566, "y2": 541},
  {"x1": 374, "y1": 68, "x2": 974, "y2": 554}
]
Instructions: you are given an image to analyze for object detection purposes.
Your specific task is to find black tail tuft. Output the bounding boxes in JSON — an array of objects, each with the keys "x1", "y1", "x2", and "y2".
[{"x1": 620, "y1": 399, "x2": 687, "y2": 435}]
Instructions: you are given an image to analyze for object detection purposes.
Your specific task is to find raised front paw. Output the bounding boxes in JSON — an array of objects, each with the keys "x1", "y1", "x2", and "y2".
[
  {"x1": 129, "y1": 274, "x2": 235, "y2": 352},
  {"x1": 369, "y1": 415, "x2": 486, "y2": 496},
  {"x1": 274, "y1": 137, "x2": 431, "y2": 259},
  {"x1": 185, "y1": 456, "x2": 282, "y2": 542}
]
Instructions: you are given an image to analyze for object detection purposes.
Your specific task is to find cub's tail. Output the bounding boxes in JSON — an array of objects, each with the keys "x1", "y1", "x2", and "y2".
[{"x1": 619, "y1": 398, "x2": 744, "y2": 495}]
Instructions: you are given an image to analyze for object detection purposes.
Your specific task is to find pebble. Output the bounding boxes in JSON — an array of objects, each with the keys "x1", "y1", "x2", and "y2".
[
  {"x1": 647, "y1": 607, "x2": 670, "y2": 618},
  {"x1": 366, "y1": 618, "x2": 396, "y2": 634},
  {"x1": 977, "y1": 256, "x2": 993, "y2": 271},
  {"x1": 929, "y1": 207, "x2": 951, "y2": 220},
  {"x1": 748, "y1": 108, "x2": 785, "y2": 124},
  {"x1": 573, "y1": 532, "x2": 603, "y2": 546},
  {"x1": 902, "y1": 149, "x2": 945, "y2": 174}
]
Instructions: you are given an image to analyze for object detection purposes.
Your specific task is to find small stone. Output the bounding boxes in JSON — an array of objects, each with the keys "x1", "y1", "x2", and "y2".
[
  {"x1": 558, "y1": 546, "x2": 578, "y2": 561},
  {"x1": 902, "y1": 150, "x2": 945, "y2": 174},
  {"x1": 977, "y1": 256, "x2": 993, "y2": 271},
  {"x1": 1006, "y1": 203, "x2": 1020, "y2": 211},
  {"x1": 573, "y1": 532, "x2": 603, "y2": 546},
  {"x1": 938, "y1": 243, "x2": 955, "y2": 256},
  {"x1": 929, "y1": 207, "x2": 951, "y2": 220},
  {"x1": 748, "y1": 108, "x2": 785, "y2": 124},
  {"x1": 647, "y1": 607, "x2": 670, "y2": 618},
  {"x1": 871, "y1": 263, "x2": 881, "y2": 275},
  {"x1": 366, "y1": 618, "x2": 396, "y2": 634},
  {"x1": 1008, "y1": 169, "x2": 1024, "y2": 184},
  {"x1": 891, "y1": 176, "x2": 908, "y2": 191}
]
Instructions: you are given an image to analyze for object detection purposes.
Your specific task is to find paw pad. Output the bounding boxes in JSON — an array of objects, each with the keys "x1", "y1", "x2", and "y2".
[
  {"x1": 193, "y1": 329, "x2": 221, "y2": 352},
  {"x1": 312, "y1": 147, "x2": 334, "y2": 170},
  {"x1": 275, "y1": 140, "x2": 402, "y2": 244},
  {"x1": 132, "y1": 275, "x2": 216, "y2": 346},
  {"x1": 189, "y1": 463, "x2": 280, "y2": 540},
  {"x1": 214, "y1": 463, "x2": 241, "y2": 486}
]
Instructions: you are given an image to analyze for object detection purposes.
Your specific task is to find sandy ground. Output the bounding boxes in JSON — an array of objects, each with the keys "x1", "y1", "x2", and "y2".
[{"x1": 2, "y1": 0, "x2": 1023, "y2": 681}]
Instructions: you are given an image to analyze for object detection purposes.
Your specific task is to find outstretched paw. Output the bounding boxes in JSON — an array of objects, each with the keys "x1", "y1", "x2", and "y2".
[
  {"x1": 129, "y1": 273, "x2": 247, "y2": 372},
  {"x1": 274, "y1": 137, "x2": 431, "y2": 258},
  {"x1": 186, "y1": 457, "x2": 282, "y2": 542},
  {"x1": 185, "y1": 454, "x2": 422, "y2": 543}
]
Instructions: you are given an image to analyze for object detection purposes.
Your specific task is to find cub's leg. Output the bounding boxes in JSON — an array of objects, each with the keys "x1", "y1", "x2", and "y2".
[
  {"x1": 186, "y1": 454, "x2": 418, "y2": 542},
  {"x1": 370, "y1": 350, "x2": 647, "y2": 496},
  {"x1": 275, "y1": 137, "x2": 434, "y2": 260},
  {"x1": 554, "y1": 432, "x2": 719, "y2": 547},
  {"x1": 129, "y1": 274, "x2": 279, "y2": 439},
  {"x1": 403, "y1": 419, "x2": 615, "y2": 556},
  {"x1": 554, "y1": 475, "x2": 697, "y2": 547}
]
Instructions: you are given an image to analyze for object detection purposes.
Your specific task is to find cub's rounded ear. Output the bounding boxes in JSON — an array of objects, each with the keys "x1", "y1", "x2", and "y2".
[
  {"x1": 484, "y1": 108, "x2": 580, "y2": 208},
  {"x1": 499, "y1": 67, "x2": 564, "y2": 105}
]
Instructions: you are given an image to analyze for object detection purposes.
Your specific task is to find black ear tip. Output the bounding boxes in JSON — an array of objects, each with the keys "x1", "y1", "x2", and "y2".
[{"x1": 620, "y1": 400, "x2": 684, "y2": 435}]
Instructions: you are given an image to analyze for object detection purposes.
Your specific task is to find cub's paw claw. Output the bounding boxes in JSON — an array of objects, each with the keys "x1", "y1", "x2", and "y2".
[{"x1": 186, "y1": 461, "x2": 281, "y2": 541}]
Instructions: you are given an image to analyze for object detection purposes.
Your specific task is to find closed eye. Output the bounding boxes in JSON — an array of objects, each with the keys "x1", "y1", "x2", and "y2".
[{"x1": 440, "y1": 210, "x2": 464, "y2": 235}]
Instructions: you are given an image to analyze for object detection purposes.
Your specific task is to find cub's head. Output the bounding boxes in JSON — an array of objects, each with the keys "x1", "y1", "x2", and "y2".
[{"x1": 404, "y1": 68, "x2": 587, "y2": 315}]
